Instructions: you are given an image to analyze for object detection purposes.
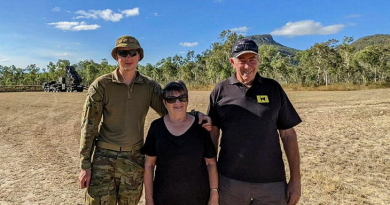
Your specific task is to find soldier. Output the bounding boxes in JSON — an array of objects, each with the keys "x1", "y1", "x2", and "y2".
[{"x1": 78, "y1": 35, "x2": 211, "y2": 205}]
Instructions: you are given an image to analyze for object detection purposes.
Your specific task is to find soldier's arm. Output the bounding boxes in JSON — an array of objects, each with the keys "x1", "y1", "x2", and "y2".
[
  {"x1": 150, "y1": 82, "x2": 168, "y2": 117},
  {"x1": 79, "y1": 82, "x2": 104, "y2": 170}
]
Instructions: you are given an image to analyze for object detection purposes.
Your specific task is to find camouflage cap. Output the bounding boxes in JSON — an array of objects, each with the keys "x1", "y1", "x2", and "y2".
[{"x1": 111, "y1": 35, "x2": 144, "y2": 61}]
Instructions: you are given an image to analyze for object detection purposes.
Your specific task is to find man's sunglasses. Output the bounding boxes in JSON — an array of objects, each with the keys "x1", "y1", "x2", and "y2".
[
  {"x1": 164, "y1": 94, "x2": 188, "y2": 104},
  {"x1": 117, "y1": 50, "x2": 138, "y2": 58}
]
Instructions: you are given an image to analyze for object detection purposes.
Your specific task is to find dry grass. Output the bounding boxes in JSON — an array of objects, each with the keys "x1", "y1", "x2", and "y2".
[{"x1": 0, "y1": 89, "x2": 389, "y2": 205}]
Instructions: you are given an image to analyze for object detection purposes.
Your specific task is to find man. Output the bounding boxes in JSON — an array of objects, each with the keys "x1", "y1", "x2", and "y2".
[
  {"x1": 208, "y1": 39, "x2": 302, "y2": 205},
  {"x1": 79, "y1": 35, "x2": 210, "y2": 205}
]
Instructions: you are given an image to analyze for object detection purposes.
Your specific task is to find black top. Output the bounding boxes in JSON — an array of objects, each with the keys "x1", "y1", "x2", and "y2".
[
  {"x1": 208, "y1": 73, "x2": 302, "y2": 183},
  {"x1": 141, "y1": 117, "x2": 216, "y2": 205}
]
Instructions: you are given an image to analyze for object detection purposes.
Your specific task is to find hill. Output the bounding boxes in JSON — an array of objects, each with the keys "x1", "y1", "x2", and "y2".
[
  {"x1": 246, "y1": 34, "x2": 300, "y2": 56},
  {"x1": 351, "y1": 34, "x2": 390, "y2": 51}
]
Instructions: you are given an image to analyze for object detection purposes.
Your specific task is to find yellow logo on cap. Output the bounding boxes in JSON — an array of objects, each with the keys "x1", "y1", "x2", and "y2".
[{"x1": 257, "y1": 95, "x2": 269, "y2": 103}]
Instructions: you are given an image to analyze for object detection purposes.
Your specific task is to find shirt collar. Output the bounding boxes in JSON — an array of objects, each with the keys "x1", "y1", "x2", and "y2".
[
  {"x1": 228, "y1": 72, "x2": 263, "y2": 85},
  {"x1": 112, "y1": 68, "x2": 144, "y2": 84}
]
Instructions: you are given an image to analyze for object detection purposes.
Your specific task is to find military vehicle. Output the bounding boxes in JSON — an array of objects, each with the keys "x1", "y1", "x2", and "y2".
[{"x1": 43, "y1": 66, "x2": 85, "y2": 92}]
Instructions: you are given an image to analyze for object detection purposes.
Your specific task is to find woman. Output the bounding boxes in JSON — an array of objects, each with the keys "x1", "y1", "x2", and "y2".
[{"x1": 141, "y1": 81, "x2": 219, "y2": 205}]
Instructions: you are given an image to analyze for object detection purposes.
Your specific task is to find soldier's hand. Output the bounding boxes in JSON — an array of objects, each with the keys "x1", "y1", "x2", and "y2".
[
  {"x1": 198, "y1": 113, "x2": 212, "y2": 132},
  {"x1": 79, "y1": 169, "x2": 91, "y2": 189}
]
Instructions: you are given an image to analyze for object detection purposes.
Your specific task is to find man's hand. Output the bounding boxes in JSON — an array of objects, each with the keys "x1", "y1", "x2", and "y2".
[
  {"x1": 287, "y1": 179, "x2": 301, "y2": 205},
  {"x1": 208, "y1": 190, "x2": 219, "y2": 205},
  {"x1": 145, "y1": 200, "x2": 155, "y2": 205},
  {"x1": 79, "y1": 169, "x2": 91, "y2": 189},
  {"x1": 198, "y1": 112, "x2": 212, "y2": 131}
]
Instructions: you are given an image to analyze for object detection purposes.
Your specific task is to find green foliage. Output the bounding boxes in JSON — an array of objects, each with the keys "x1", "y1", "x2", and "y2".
[
  {"x1": 351, "y1": 34, "x2": 390, "y2": 51},
  {"x1": 1, "y1": 32, "x2": 389, "y2": 89}
]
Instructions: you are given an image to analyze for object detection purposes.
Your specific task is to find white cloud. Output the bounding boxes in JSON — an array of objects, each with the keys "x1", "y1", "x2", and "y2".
[
  {"x1": 48, "y1": 21, "x2": 100, "y2": 31},
  {"x1": 52, "y1": 7, "x2": 61, "y2": 12},
  {"x1": 230, "y1": 26, "x2": 249, "y2": 34},
  {"x1": 270, "y1": 20, "x2": 344, "y2": 37},
  {"x1": 75, "y1": 8, "x2": 139, "y2": 22},
  {"x1": 122, "y1": 8, "x2": 140, "y2": 17},
  {"x1": 345, "y1": 14, "x2": 361, "y2": 19},
  {"x1": 179, "y1": 42, "x2": 199, "y2": 47},
  {"x1": 56, "y1": 52, "x2": 70, "y2": 57},
  {"x1": 0, "y1": 58, "x2": 10, "y2": 62},
  {"x1": 214, "y1": 0, "x2": 224, "y2": 3},
  {"x1": 152, "y1": 13, "x2": 159, "y2": 17},
  {"x1": 73, "y1": 22, "x2": 101, "y2": 31},
  {"x1": 99, "y1": 9, "x2": 123, "y2": 22}
]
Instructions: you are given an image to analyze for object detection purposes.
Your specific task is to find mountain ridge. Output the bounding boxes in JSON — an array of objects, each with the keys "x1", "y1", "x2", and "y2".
[
  {"x1": 245, "y1": 34, "x2": 390, "y2": 56},
  {"x1": 245, "y1": 34, "x2": 299, "y2": 56}
]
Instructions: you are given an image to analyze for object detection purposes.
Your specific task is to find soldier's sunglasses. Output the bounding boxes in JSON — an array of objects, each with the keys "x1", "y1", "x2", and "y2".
[
  {"x1": 117, "y1": 50, "x2": 138, "y2": 58},
  {"x1": 164, "y1": 94, "x2": 188, "y2": 104}
]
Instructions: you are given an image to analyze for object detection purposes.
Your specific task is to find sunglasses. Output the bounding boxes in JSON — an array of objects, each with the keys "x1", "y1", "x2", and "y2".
[
  {"x1": 164, "y1": 94, "x2": 188, "y2": 104},
  {"x1": 117, "y1": 50, "x2": 138, "y2": 58}
]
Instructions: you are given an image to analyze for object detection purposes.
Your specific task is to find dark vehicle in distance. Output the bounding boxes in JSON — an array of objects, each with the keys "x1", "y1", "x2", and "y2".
[{"x1": 43, "y1": 66, "x2": 85, "y2": 92}]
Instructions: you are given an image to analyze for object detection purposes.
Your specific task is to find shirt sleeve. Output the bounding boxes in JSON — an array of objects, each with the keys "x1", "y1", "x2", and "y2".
[
  {"x1": 207, "y1": 88, "x2": 222, "y2": 128},
  {"x1": 79, "y1": 80, "x2": 104, "y2": 170},
  {"x1": 150, "y1": 82, "x2": 168, "y2": 117},
  {"x1": 141, "y1": 120, "x2": 158, "y2": 156},
  {"x1": 276, "y1": 84, "x2": 302, "y2": 130},
  {"x1": 202, "y1": 128, "x2": 216, "y2": 159}
]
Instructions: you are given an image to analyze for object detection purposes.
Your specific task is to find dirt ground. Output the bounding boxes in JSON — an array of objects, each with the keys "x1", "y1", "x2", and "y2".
[{"x1": 0, "y1": 89, "x2": 389, "y2": 205}]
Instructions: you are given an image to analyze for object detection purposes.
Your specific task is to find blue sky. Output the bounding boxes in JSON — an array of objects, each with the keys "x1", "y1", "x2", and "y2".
[{"x1": 0, "y1": 0, "x2": 389, "y2": 69}]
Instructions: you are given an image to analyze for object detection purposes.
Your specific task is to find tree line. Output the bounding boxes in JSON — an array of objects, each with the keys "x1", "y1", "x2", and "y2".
[{"x1": 1, "y1": 31, "x2": 389, "y2": 88}]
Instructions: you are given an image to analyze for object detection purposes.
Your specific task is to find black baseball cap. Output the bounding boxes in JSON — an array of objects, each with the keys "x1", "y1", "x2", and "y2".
[{"x1": 231, "y1": 39, "x2": 259, "y2": 58}]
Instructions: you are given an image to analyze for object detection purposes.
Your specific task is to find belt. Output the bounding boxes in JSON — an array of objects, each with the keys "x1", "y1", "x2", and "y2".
[{"x1": 96, "y1": 141, "x2": 142, "y2": 152}]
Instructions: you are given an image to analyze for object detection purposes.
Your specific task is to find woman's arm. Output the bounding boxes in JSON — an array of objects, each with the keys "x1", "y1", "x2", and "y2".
[
  {"x1": 144, "y1": 155, "x2": 157, "y2": 205},
  {"x1": 205, "y1": 157, "x2": 219, "y2": 205}
]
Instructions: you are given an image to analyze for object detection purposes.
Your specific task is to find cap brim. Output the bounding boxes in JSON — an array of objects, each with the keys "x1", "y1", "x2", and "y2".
[{"x1": 233, "y1": 50, "x2": 258, "y2": 58}]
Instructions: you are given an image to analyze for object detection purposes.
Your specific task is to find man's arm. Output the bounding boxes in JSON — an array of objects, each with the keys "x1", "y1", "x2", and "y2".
[
  {"x1": 79, "y1": 84, "x2": 104, "y2": 188},
  {"x1": 210, "y1": 126, "x2": 220, "y2": 153},
  {"x1": 279, "y1": 128, "x2": 301, "y2": 205},
  {"x1": 205, "y1": 157, "x2": 219, "y2": 205}
]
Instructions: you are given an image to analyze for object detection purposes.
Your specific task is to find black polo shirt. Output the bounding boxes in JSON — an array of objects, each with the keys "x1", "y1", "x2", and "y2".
[{"x1": 207, "y1": 73, "x2": 301, "y2": 183}]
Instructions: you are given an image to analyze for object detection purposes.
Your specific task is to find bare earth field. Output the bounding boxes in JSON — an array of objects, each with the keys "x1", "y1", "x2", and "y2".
[{"x1": 0, "y1": 89, "x2": 389, "y2": 205}]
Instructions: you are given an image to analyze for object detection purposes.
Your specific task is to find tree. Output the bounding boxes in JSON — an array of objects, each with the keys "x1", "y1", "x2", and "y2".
[
  {"x1": 338, "y1": 37, "x2": 355, "y2": 83},
  {"x1": 306, "y1": 40, "x2": 341, "y2": 86}
]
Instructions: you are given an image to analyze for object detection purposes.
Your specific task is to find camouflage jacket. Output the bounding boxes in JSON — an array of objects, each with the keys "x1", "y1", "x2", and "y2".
[{"x1": 79, "y1": 69, "x2": 167, "y2": 169}]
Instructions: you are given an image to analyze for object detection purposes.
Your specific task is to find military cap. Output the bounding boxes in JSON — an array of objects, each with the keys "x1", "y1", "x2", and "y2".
[{"x1": 111, "y1": 35, "x2": 144, "y2": 61}]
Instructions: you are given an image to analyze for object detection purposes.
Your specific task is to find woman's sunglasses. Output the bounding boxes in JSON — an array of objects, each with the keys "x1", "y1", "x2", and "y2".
[
  {"x1": 164, "y1": 94, "x2": 188, "y2": 104},
  {"x1": 117, "y1": 50, "x2": 138, "y2": 58}
]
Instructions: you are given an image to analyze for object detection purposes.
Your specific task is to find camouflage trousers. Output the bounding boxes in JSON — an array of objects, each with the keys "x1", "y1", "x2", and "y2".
[{"x1": 85, "y1": 146, "x2": 145, "y2": 205}]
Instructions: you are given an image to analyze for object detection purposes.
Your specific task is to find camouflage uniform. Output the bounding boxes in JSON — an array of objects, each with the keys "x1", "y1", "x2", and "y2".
[{"x1": 80, "y1": 66, "x2": 167, "y2": 205}]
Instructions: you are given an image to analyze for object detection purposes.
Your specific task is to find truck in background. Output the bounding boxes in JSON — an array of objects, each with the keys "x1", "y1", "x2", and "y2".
[{"x1": 43, "y1": 66, "x2": 85, "y2": 92}]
